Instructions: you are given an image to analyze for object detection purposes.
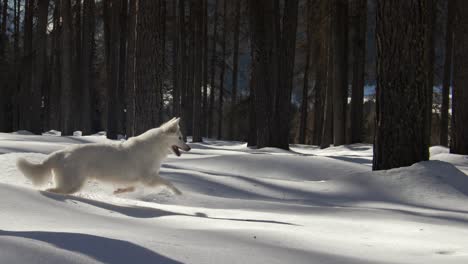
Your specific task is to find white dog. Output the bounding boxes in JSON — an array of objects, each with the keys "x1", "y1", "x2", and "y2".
[{"x1": 17, "y1": 117, "x2": 190, "y2": 195}]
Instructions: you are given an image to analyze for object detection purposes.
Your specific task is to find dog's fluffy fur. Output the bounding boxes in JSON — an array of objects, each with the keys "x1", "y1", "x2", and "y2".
[{"x1": 17, "y1": 117, "x2": 190, "y2": 195}]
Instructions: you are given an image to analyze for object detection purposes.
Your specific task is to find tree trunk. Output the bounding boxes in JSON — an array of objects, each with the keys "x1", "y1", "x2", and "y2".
[
  {"x1": 107, "y1": 0, "x2": 123, "y2": 139},
  {"x1": 373, "y1": 0, "x2": 432, "y2": 170},
  {"x1": 451, "y1": 0, "x2": 468, "y2": 154},
  {"x1": 135, "y1": 0, "x2": 163, "y2": 134},
  {"x1": 332, "y1": 0, "x2": 348, "y2": 146},
  {"x1": 320, "y1": 1, "x2": 334, "y2": 149},
  {"x1": 172, "y1": 0, "x2": 180, "y2": 118},
  {"x1": 126, "y1": 0, "x2": 137, "y2": 137},
  {"x1": 217, "y1": 0, "x2": 227, "y2": 140},
  {"x1": 299, "y1": 0, "x2": 312, "y2": 145},
  {"x1": 350, "y1": 0, "x2": 367, "y2": 143},
  {"x1": 192, "y1": 0, "x2": 203, "y2": 142},
  {"x1": 440, "y1": 0, "x2": 454, "y2": 147},
  {"x1": 208, "y1": 0, "x2": 219, "y2": 138},
  {"x1": 22, "y1": 0, "x2": 40, "y2": 133},
  {"x1": 229, "y1": 0, "x2": 241, "y2": 140},
  {"x1": 81, "y1": 0, "x2": 95, "y2": 134},
  {"x1": 35, "y1": 0, "x2": 50, "y2": 132},
  {"x1": 202, "y1": 0, "x2": 208, "y2": 136},
  {"x1": 60, "y1": 0, "x2": 74, "y2": 135}
]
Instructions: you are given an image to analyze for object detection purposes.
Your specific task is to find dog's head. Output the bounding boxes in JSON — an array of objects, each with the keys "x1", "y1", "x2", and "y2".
[{"x1": 160, "y1": 117, "x2": 191, "y2": 157}]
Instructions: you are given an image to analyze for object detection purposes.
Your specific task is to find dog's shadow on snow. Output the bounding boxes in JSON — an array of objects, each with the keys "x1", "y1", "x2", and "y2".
[
  {"x1": 39, "y1": 191, "x2": 298, "y2": 226},
  {"x1": 0, "y1": 230, "x2": 183, "y2": 264},
  {"x1": 40, "y1": 191, "x2": 184, "y2": 219}
]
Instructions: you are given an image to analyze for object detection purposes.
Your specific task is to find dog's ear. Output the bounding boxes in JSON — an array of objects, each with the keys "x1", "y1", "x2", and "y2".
[{"x1": 160, "y1": 117, "x2": 180, "y2": 134}]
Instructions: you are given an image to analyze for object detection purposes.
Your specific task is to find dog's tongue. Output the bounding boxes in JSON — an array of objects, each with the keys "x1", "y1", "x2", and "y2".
[{"x1": 172, "y1": 146, "x2": 181, "y2": 156}]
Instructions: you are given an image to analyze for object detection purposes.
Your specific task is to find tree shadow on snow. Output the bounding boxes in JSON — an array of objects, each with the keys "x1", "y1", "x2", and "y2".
[{"x1": 0, "y1": 230, "x2": 182, "y2": 264}]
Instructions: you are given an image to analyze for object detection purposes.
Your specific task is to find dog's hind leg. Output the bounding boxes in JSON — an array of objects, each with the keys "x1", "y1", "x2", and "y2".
[{"x1": 46, "y1": 168, "x2": 86, "y2": 194}]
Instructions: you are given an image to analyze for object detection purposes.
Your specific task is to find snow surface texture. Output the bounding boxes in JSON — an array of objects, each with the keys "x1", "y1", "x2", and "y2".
[{"x1": 1, "y1": 132, "x2": 468, "y2": 263}]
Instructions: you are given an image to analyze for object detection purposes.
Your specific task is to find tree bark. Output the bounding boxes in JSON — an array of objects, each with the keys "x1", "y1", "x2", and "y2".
[
  {"x1": 217, "y1": 0, "x2": 227, "y2": 139},
  {"x1": 135, "y1": 0, "x2": 163, "y2": 134},
  {"x1": 350, "y1": 0, "x2": 367, "y2": 143},
  {"x1": 299, "y1": 0, "x2": 312, "y2": 145},
  {"x1": 126, "y1": 0, "x2": 137, "y2": 137},
  {"x1": 451, "y1": 0, "x2": 468, "y2": 154},
  {"x1": 229, "y1": 0, "x2": 241, "y2": 140},
  {"x1": 373, "y1": 0, "x2": 432, "y2": 170},
  {"x1": 60, "y1": 0, "x2": 74, "y2": 135},
  {"x1": 332, "y1": 0, "x2": 348, "y2": 146},
  {"x1": 208, "y1": 0, "x2": 219, "y2": 138},
  {"x1": 192, "y1": 0, "x2": 203, "y2": 142},
  {"x1": 440, "y1": 0, "x2": 454, "y2": 147},
  {"x1": 80, "y1": 0, "x2": 95, "y2": 134}
]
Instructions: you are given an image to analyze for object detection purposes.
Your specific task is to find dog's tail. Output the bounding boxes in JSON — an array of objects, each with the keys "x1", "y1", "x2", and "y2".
[{"x1": 17, "y1": 157, "x2": 54, "y2": 186}]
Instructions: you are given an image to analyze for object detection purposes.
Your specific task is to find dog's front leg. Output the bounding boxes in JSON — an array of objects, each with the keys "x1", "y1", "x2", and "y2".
[{"x1": 144, "y1": 177, "x2": 182, "y2": 195}]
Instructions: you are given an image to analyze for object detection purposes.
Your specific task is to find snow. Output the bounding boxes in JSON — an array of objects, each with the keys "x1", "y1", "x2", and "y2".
[{"x1": 1, "y1": 133, "x2": 468, "y2": 263}]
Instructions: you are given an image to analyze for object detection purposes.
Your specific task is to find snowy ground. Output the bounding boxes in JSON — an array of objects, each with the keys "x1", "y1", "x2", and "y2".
[{"x1": 1, "y1": 132, "x2": 468, "y2": 264}]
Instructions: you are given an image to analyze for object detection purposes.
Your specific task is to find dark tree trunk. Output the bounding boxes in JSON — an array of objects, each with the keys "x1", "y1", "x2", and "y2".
[
  {"x1": 440, "y1": 0, "x2": 454, "y2": 147},
  {"x1": 48, "y1": 0, "x2": 61, "y2": 131},
  {"x1": 0, "y1": 0, "x2": 10, "y2": 132},
  {"x1": 320, "y1": 1, "x2": 334, "y2": 149},
  {"x1": 332, "y1": 0, "x2": 348, "y2": 146},
  {"x1": 451, "y1": 0, "x2": 468, "y2": 154},
  {"x1": 350, "y1": 0, "x2": 367, "y2": 143},
  {"x1": 126, "y1": 0, "x2": 137, "y2": 137},
  {"x1": 71, "y1": 0, "x2": 82, "y2": 131},
  {"x1": 208, "y1": 0, "x2": 219, "y2": 138},
  {"x1": 60, "y1": 0, "x2": 74, "y2": 135},
  {"x1": 202, "y1": 0, "x2": 208, "y2": 136},
  {"x1": 373, "y1": 0, "x2": 433, "y2": 170},
  {"x1": 22, "y1": 0, "x2": 40, "y2": 133},
  {"x1": 178, "y1": 0, "x2": 189, "y2": 138},
  {"x1": 135, "y1": 0, "x2": 163, "y2": 134},
  {"x1": 81, "y1": 0, "x2": 95, "y2": 134},
  {"x1": 107, "y1": 0, "x2": 123, "y2": 139},
  {"x1": 35, "y1": 0, "x2": 50, "y2": 132},
  {"x1": 249, "y1": 0, "x2": 298, "y2": 149},
  {"x1": 192, "y1": 0, "x2": 203, "y2": 142},
  {"x1": 12, "y1": 0, "x2": 20, "y2": 131},
  {"x1": 217, "y1": 0, "x2": 226, "y2": 140},
  {"x1": 172, "y1": 0, "x2": 180, "y2": 118},
  {"x1": 299, "y1": 0, "x2": 312, "y2": 145},
  {"x1": 229, "y1": 0, "x2": 241, "y2": 140},
  {"x1": 312, "y1": 0, "x2": 329, "y2": 146}
]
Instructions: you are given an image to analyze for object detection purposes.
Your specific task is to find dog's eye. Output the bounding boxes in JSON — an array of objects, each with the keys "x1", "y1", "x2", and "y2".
[{"x1": 178, "y1": 136, "x2": 182, "y2": 140}]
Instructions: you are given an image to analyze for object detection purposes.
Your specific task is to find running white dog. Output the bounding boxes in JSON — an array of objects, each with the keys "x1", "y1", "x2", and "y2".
[{"x1": 17, "y1": 117, "x2": 190, "y2": 195}]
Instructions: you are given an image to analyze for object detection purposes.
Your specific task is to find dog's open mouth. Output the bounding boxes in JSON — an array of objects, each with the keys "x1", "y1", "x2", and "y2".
[{"x1": 171, "y1": 145, "x2": 181, "y2": 156}]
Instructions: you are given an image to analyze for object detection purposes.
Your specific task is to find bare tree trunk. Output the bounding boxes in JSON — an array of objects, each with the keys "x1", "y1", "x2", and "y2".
[
  {"x1": 320, "y1": 1, "x2": 334, "y2": 149},
  {"x1": 35, "y1": 0, "x2": 50, "y2": 132},
  {"x1": 208, "y1": 0, "x2": 219, "y2": 138},
  {"x1": 135, "y1": 0, "x2": 163, "y2": 134},
  {"x1": 202, "y1": 0, "x2": 208, "y2": 136},
  {"x1": 60, "y1": 0, "x2": 74, "y2": 135},
  {"x1": 107, "y1": 0, "x2": 123, "y2": 139},
  {"x1": 172, "y1": 0, "x2": 180, "y2": 118},
  {"x1": 299, "y1": 0, "x2": 312, "y2": 145},
  {"x1": 192, "y1": 0, "x2": 203, "y2": 142},
  {"x1": 217, "y1": 0, "x2": 226, "y2": 139},
  {"x1": 440, "y1": 0, "x2": 454, "y2": 147},
  {"x1": 332, "y1": 0, "x2": 348, "y2": 146},
  {"x1": 81, "y1": 0, "x2": 95, "y2": 134},
  {"x1": 229, "y1": 0, "x2": 241, "y2": 140},
  {"x1": 350, "y1": 0, "x2": 367, "y2": 143},
  {"x1": 125, "y1": 0, "x2": 137, "y2": 137},
  {"x1": 373, "y1": 0, "x2": 432, "y2": 170},
  {"x1": 451, "y1": 0, "x2": 468, "y2": 154}
]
